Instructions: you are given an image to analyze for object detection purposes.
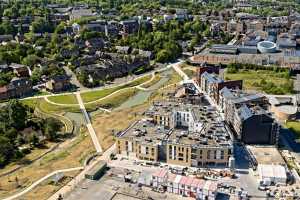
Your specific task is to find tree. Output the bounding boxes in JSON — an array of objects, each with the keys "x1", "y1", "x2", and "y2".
[
  {"x1": 0, "y1": 136, "x2": 15, "y2": 167},
  {"x1": 8, "y1": 100, "x2": 28, "y2": 130},
  {"x1": 29, "y1": 134, "x2": 39, "y2": 147},
  {"x1": 22, "y1": 54, "x2": 39, "y2": 67},
  {"x1": 54, "y1": 22, "x2": 66, "y2": 34},
  {"x1": 156, "y1": 49, "x2": 169, "y2": 63},
  {"x1": 31, "y1": 18, "x2": 53, "y2": 33},
  {"x1": 43, "y1": 118, "x2": 62, "y2": 141}
]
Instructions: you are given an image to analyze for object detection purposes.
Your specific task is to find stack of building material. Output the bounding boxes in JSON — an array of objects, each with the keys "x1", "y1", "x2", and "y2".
[
  {"x1": 258, "y1": 164, "x2": 287, "y2": 185},
  {"x1": 152, "y1": 170, "x2": 218, "y2": 199},
  {"x1": 152, "y1": 169, "x2": 168, "y2": 188}
]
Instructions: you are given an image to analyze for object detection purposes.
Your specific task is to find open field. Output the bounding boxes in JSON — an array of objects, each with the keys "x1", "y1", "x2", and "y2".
[
  {"x1": 22, "y1": 98, "x2": 81, "y2": 113},
  {"x1": 48, "y1": 94, "x2": 78, "y2": 105},
  {"x1": 0, "y1": 142, "x2": 57, "y2": 177},
  {"x1": 285, "y1": 121, "x2": 300, "y2": 139},
  {"x1": 140, "y1": 74, "x2": 161, "y2": 88},
  {"x1": 85, "y1": 88, "x2": 138, "y2": 111},
  {"x1": 82, "y1": 86, "x2": 123, "y2": 103},
  {"x1": 93, "y1": 104, "x2": 148, "y2": 151},
  {"x1": 21, "y1": 171, "x2": 78, "y2": 200},
  {"x1": 81, "y1": 74, "x2": 152, "y2": 103},
  {"x1": 0, "y1": 132, "x2": 93, "y2": 200},
  {"x1": 180, "y1": 63, "x2": 197, "y2": 78},
  {"x1": 224, "y1": 69, "x2": 293, "y2": 94}
]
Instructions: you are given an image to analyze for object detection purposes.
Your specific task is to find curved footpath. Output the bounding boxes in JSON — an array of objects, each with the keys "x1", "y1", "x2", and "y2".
[{"x1": 2, "y1": 167, "x2": 84, "y2": 200}]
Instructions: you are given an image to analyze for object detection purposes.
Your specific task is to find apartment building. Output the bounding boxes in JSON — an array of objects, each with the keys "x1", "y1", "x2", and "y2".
[
  {"x1": 246, "y1": 20, "x2": 264, "y2": 32},
  {"x1": 227, "y1": 20, "x2": 245, "y2": 33},
  {"x1": 116, "y1": 101, "x2": 233, "y2": 167},
  {"x1": 196, "y1": 64, "x2": 220, "y2": 84},
  {"x1": 200, "y1": 72, "x2": 242, "y2": 104},
  {"x1": 219, "y1": 87, "x2": 279, "y2": 144}
]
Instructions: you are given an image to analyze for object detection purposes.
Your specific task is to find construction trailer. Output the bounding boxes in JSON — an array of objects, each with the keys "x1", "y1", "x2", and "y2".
[{"x1": 85, "y1": 161, "x2": 107, "y2": 180}]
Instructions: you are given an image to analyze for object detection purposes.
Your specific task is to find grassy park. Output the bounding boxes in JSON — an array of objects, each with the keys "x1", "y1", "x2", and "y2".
[
  {"x1": 85, "y1": 88, "x2": 138, "y2": 111},
  {"x1": 81, "y1": 74, "x2": 152, "y2": 103},
  {"x1": 47, "y1": 94, "x2": 78, "y2": 105},
  {"x1": 225, "y1": 69, "x2": 293, "y2": 94},
  {"x1": 286, "y1": 121, "x2": 300, "y2": 140},
  {"x1": 141, "y1": 74, "x2": 161, "y2": 88}
]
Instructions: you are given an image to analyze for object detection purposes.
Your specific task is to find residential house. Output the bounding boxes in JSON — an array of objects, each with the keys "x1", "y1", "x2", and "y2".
[
  {"x1": 0, "y1": 64, "x2": 12, "y2": 73},
  {"x1": 10, "y1": 63, "x2": 30, "y2": 77},
  {"x1": 70, "y1": 8, "x2": 94, "y2": 20},
  {"x1": 0, "y1": 77, "x2": 32, "y2": 100},
  {"x1": 116, "y1": 46, "x2": 131, "y2": 54},
  {"x1": 46, "y1": 75, "x2": 71, "y2": 92},
  {"x1": 85, "y1": 20, "x2": 107, "y2": 32},
  {"x1": 0, "y1": 34, "x2": 13, "y2": 43},
  {"x1": 85, "y1": 37, "x2": 105, "y2": 50},
  {"x1": 120, "y1": 20, "x2": 139, "y2": 35}
]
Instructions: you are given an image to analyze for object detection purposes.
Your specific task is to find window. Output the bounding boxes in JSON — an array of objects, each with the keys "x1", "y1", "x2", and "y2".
[
  {"x1": 169, "y1": 146, "x2": 172, "y2": 157},
  {"x1": 191, "y1": 154, "x2": 197, "y2": 159},
  {"x1": 186, "y1": 148, "x2": 189, "y2": 161},
  {"x1": 192, "y1": 148, "x2": 197, "y2": 154},
  {"x1": 207, "y1": 150, "x2": 211, "y2": 159},
  {"x1": 221, "y1": 150, "x2": 224, "y2": 159}
]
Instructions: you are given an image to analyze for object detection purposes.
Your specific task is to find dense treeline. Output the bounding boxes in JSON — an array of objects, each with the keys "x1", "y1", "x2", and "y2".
[
  {"x1": 118, "y1": 19, "x2": 209, "y2": 63},
  {"x1": 0, "y1": 100, "x2": 62, "y2": 167}
]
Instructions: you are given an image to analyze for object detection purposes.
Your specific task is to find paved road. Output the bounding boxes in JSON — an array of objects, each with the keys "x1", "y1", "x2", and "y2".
[
  {"x1": 2, "y1": 167, "x2": 84, "y2": 200},
  {"x1": 63, "y1": 66, "x2": 87, "y2": 90},
  {"x1": 76, "y1": 92, "x2": 102, "y2": 153}
]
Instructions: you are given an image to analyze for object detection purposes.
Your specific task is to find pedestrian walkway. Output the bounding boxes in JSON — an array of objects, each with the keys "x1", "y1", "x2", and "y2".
[{"x1": 76, "y1": 92, "x2": 102, "y2": 153}]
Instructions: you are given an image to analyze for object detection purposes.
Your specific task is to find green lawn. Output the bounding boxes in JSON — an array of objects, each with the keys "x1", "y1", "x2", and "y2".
[
  {"x1": 22, "y1": 99, "x2": 39, "y2": 108},
  {"x1": 286, "y1": 121, "x2": 300, "y2": 139},
  {"x1": 125, "y1": 74, "x2": 152, "y2": 87},
  {"x1": 85, "y1": 88, "x2": 137, "y2": 110},
  {"x1": 82, "y1": 86, "x2": 123, "y2": 103},
  {"x1": 47, "y1": 94, "x2": 78, "y2": 105},
  {"x1": 39, "y1": 99, "x2": 80, "y2": 113},
  {"x1": 81, "y1": 74, "x2": 152, "y2": 103},
  {"x1": 183, "y1": 68, "x2": 196, "y2": 78},
  {"x1": 141, "y1": 74, "x2": 161, "y2": 88},
  {"x1": 33, "y1": 90, "x2": 50, "y2": 96},
  {"x1": 225, "y1": 69, "x2": 293, "y2": 94}
]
